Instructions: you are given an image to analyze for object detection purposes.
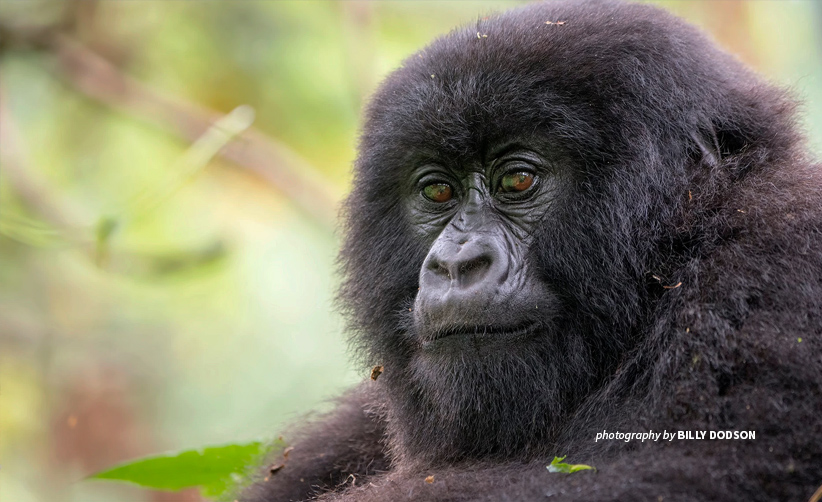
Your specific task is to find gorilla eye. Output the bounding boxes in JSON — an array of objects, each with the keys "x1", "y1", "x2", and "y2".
[
  {"x1": 500, "y1": 172, "x2": 535, "y2": 193},
  {"x1": 423, "y1": 183, "x2": 453, "y2": 203}
]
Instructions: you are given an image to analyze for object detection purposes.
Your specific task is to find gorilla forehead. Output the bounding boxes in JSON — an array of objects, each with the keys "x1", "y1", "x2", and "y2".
[{"x1": 361, "y1": 0, "x2": 735, "y2": 168}]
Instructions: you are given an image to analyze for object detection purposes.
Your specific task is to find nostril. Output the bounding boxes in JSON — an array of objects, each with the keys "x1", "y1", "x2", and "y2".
[
  {"x1": 457, "y1": 255, "x2": 492, "y2": 287},
  {"x1": 428, "y1": 259, "x2": 451, "y2": 279},
  {"x1": 458, "y1": 256, "x2": 491, "y2": 276}
]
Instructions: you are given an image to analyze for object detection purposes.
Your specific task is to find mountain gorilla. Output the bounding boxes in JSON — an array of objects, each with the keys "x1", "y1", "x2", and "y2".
[{"x1": 241, "y1": 1, "x2": 822, "y2": 501}]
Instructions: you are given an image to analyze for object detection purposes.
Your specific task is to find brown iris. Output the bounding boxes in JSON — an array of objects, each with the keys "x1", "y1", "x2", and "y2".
[
  {"x1": 500, "y1": 172, "x2": 534, "y2": 193},
  {"x1": 423, "y1": 183, "x2": 453, "y2": 202}
]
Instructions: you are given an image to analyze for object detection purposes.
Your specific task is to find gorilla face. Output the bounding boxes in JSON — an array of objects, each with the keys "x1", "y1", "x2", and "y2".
[
  {"x1": 409, "y1": 141, "x2": 561, "y2": 351},
  {"x1": 393, "y1": 140, "x2": 586, "y2": 464}
]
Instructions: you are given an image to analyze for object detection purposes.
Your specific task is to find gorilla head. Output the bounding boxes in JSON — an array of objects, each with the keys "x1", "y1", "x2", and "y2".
[{"x1": 338, "y1": 0, "x2": 801, "y2": 467}]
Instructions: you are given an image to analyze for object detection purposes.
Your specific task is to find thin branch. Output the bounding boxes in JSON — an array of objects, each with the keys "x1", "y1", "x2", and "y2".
[{"x1": 47, "y1": 33, "x2": 341, "y2": 229}]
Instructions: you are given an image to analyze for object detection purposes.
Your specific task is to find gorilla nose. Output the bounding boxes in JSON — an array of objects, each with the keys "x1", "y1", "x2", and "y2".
[
  {"x1": 418, "y1": 238, "x2": 507, "y2": 301},
  {"x1": 426, "y1": 249, "x2": 494, "y2": 289}
]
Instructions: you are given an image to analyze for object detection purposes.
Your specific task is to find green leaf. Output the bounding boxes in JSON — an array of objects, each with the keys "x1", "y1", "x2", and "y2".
[
  {"x1": 87, "y1": 440, "x2": 278, "y2": 498},
  {"x1": 546, "y1": 455, "x2": 596, "y2": 474}
]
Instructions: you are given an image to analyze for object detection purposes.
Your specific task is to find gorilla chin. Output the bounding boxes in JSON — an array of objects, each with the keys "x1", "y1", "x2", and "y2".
[{"x1": 398, "y1": 328, "x2": 591, "y2": 465}]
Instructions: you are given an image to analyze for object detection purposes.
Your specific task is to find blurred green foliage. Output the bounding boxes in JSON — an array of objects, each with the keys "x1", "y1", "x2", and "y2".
[
  {"x1": 88, "y1": 441, "x2": 272, "y2": 498},
  {"x1": 0, "y1": 2, "x2": 819, "y2": 502}
]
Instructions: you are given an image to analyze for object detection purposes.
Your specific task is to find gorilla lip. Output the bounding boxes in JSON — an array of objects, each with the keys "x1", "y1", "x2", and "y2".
[{"x1": 421, "y1": 322, "x2": 538, "y2": 346}]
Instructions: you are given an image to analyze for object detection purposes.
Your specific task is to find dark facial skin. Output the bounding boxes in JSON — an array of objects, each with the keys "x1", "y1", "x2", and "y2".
[{"x1": 408, "y1": 143, "x2": 560, "y2": 353}]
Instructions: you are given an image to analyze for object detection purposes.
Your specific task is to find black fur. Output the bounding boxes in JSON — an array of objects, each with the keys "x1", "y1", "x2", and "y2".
[{"x1": 240, "y1": 1, "x2": 822, "y2": 500}]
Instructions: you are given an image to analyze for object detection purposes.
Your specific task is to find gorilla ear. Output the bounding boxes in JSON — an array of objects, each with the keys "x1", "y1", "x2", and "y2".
[
  {"x1": 690, "y1": 122, "x2": 750, "y2": 168},
  {"x1": 690, "y1": 128, "x2": 722, "y2": 168}
]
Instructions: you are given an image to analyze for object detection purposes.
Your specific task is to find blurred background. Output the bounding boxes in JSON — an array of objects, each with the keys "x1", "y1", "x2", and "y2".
[{"x1": 1, "y1": 1, "x2": 820, "y2": 501}]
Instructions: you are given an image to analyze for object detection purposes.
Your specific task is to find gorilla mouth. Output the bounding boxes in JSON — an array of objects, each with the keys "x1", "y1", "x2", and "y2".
[{"x1": 422, "y1": 322, "x2": 539, "y2": 346}]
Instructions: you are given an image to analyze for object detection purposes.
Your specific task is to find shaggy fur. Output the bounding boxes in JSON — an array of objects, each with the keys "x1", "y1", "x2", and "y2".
[{"x1": 240, "y1": 1, "x2": 822, "y2": 500}]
